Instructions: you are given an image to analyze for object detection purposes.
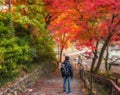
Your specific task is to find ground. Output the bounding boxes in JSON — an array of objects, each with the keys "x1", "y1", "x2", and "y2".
[{"x1": 22, "y1": 67, "x2": 86, "y2": 95}]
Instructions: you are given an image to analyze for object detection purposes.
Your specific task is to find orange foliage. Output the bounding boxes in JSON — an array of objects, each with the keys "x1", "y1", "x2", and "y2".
[
  {"x1": 43, "y1": 0, "x2": 120, "y2": 49},
  {"x1": 5, "y1": 0, "x2": 27, "y2": 5}
]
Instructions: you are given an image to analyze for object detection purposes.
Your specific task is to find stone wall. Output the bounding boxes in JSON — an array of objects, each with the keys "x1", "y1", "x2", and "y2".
[{"x1": 0, "y1": 67, "x2": 43, "y2": 95}]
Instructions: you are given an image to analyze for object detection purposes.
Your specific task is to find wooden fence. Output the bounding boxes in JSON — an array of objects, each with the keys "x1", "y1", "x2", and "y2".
[{"x1": 80, "y1": 69, "x2": 120, "y2": 95}]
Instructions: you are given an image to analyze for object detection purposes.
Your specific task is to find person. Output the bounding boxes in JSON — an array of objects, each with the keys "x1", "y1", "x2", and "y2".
[{"x1": 61, "y1": 56, "x2": 73, "y2": 94}]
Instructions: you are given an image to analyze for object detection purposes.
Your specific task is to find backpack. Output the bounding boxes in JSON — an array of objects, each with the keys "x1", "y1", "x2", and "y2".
[{"x1": 61, "y1": 62, "x2": 71, "y2": 77}]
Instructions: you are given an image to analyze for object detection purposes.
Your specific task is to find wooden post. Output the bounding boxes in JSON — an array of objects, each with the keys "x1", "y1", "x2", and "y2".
[
  {"x1": 90, "y1": 75, "x2": 93, "y2": 95},
  {"x1": 109, "y1": 84, "x2": 113, "y2": 95}
]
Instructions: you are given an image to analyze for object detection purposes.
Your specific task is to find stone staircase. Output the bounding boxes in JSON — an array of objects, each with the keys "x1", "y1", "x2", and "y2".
[{"x1": 23, "y1": 68, "x2": 84, "y2": 95}]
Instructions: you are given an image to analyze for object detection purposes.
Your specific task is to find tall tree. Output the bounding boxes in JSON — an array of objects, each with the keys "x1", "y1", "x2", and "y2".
[
  {"x1": 73, "y1": 0, "x2": 120, "y2": 73},
  {"x1": 49, "y1": 13, "x2": 78, "y2": 62},
  {"x1": 45, "y1": 0, "x2": 120, "y2": 73}
]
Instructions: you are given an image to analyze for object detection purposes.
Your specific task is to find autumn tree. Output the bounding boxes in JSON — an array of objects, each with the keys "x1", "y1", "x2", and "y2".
[
  {"x1": 45, "y1": 0, "x2": 120, "y2": 73},
  {"x1": 72, "y1": 0, "x2": 120, "y2": 73},
  {"x1": 49, "y1": 14, "x2": 79, "y2": 62},
  {"x1": 43, "y1": 0, "x2": 80, "y2": 63}
]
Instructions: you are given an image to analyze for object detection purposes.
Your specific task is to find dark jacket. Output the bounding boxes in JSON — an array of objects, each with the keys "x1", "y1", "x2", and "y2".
[{"x1": 61, "y1": 60, "x2": 73, "y2": 78}]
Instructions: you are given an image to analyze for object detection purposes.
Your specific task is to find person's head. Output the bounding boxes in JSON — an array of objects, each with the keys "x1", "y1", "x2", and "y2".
[{"x1": 65, "y1": 56, "x2": 69, "y2": 60}]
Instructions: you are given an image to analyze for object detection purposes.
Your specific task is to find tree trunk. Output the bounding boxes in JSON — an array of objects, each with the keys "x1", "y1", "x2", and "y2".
[
  {"x1": 90, "y1": 41, "x2": 99, "y2": 73},
  {"x1": 94, "y1": 34, "x2": 112, "y2": 73},
  {"x1": 9, "y1": 0, "x2": 14, "y2": 36},
  {"x1": 94, "y1": 14, "x2": 116, "y2": 73},
  {"x1": 59, "y1": 33, "x2": 66, "y2": 63},
  {"x1": 105, "y1": 46, "x2": 109, "y2": 71},
  {"x1": 59, "y1": 47, "x2": 64, "y2": 63}
]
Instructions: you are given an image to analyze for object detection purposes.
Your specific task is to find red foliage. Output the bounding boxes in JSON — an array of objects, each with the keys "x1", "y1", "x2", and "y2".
[{"x1": 44, "y1": 0, "x2": 120, "y2": 51}]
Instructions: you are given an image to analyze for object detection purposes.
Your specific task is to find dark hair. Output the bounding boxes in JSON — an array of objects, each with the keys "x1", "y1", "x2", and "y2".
[{"x1": 65, "y1": 56, "x2": 69, "y2": 60}]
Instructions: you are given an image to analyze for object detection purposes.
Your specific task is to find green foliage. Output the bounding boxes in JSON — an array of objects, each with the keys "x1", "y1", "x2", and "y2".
[
  {"x1": 26, "y1": 0, "x2": 46, "y2": 31},
  {"x1": 27, "y1": 0, "x2": 44, "y2": 6},
  {"x1": 0, "y1": 13, "x2": 35, "y2": 82},
  {"x1": 0, "y1": 0, "x2": 57, "y2": 88},
  {"x1": 0, "y1": 15, "x2": 18, "y2": 84},
  {"x1": 0, "y1": 13, "x2": 9, "y2": 24},
  {"x1": 20, "y1": 0, "x2": 56, "y2": 63},
  {"x1": 0, "y1": 36, "x2": 35, "y2": 65},
  {"x1": 36, "y1": 36, "x2": 56, "y2": 61},
  {"x1": 41, "y1": 61, "x2": 58, "y2": 76},
  {"x1": 0, "y1": 22, "x2": 10, "y2": 38}
]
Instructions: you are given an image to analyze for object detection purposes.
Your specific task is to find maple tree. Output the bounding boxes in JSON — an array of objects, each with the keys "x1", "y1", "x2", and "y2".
[
  {"x1": 43, "y1": 0, "x2": 69, "y2": 26},
  {"x1": 49, "y1": 14, "x2": 78, "y2": 62},
  {"x1": 43, "y1": 0, "x2": 80, "y2": 62},
  {"x1": 45, "y1": 0, "x2": 120, "y2": 73},
  {"x1": 72, "y1": 0, "x2": 120, "y2": 73}
]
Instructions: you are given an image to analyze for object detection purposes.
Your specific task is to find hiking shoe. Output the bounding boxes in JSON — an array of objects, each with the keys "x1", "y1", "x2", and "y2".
[
  {"x1": 67, "y1": 92, "x2": 72, "y2": 95},
  {"x1": 63, "y1": 91, "x2": 66, "y2": 94}
]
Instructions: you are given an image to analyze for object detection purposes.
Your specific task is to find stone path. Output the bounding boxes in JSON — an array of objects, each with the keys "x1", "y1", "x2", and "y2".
[{"x1": 22, "y1": 68, "x2": 84, "y2": 95}]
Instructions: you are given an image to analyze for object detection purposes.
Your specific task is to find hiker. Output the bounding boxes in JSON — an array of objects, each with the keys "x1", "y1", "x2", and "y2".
[{"x1": 61, "y1": 56, "x2": 73, "y2": 94}]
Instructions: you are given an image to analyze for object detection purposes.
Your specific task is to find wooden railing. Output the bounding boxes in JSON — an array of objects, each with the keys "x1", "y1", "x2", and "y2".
[{"x1": 79, "y1": 69, "x2": 120, "y2": 95}]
